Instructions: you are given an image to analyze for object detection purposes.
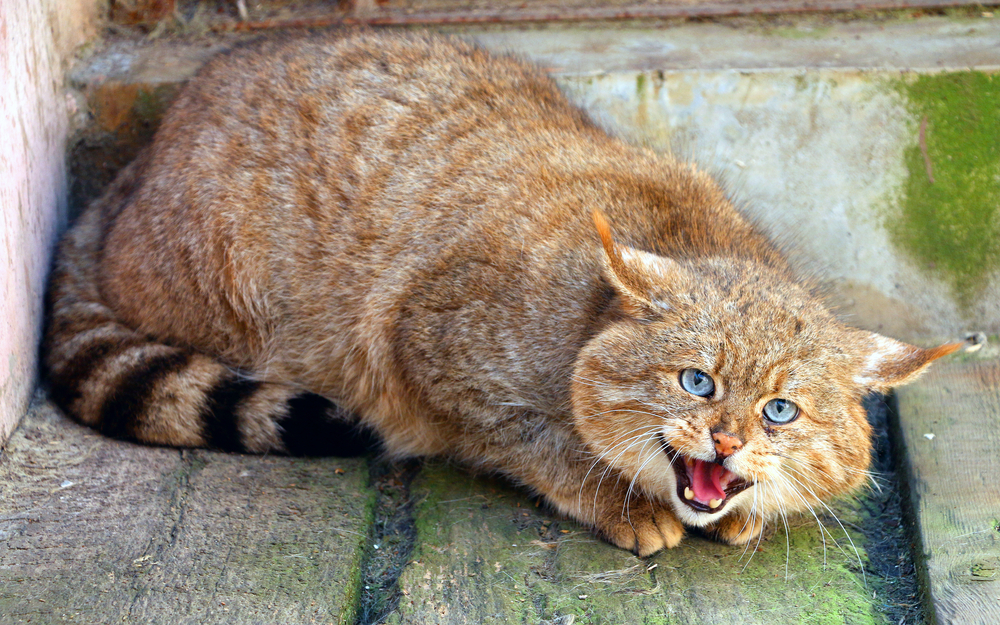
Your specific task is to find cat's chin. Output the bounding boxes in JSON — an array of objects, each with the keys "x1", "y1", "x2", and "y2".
[{"x1": 658, "y1": 436, "x2": 752, "y2": 520}]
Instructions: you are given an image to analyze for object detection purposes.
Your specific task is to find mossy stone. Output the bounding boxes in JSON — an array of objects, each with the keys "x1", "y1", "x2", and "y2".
[{"x1": 889, "y1": 71, "x2": 1000, "y2": 308}]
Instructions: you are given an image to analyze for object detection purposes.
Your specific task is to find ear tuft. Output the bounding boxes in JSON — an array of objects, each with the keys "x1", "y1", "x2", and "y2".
[
  {"x1": 854, "y1": 332, "x2": 962, "y2": 392},
  {"x1": 592, "y1": 211, "x2": 658, "y2": 318},
  {"x1": 593, "y1": 210, "x2": 616, "y2": 258}
]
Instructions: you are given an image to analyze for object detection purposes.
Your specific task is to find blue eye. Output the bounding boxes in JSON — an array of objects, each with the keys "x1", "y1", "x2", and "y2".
[
  {"x1": 679, "y1": 369, "x2": 715, "y2": 397},
  {"x1": 763, "y1": 398, "x2": 799, "y2": 424}
]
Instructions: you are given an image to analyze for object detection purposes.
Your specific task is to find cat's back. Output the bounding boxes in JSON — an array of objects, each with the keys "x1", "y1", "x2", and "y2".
[
  {"x1": 79, "y1": 31, "x2": 776, "y2": 387},
  {"x1": 141, "y1": 30, "x2": 596, "y2": 200},
  {"x1": 47, "y1": 29, "x2": 793, "y2": 457},
  {"x1": 80, "y1": 32, "x2": 632, "y2": 386},
  {"x1": 90, "y1": 34, "x2": 572, "y2": 345}
]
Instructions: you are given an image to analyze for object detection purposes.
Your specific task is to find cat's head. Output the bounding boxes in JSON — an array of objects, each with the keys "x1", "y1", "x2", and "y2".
[{"x1": 571, "y1": 212, "x2": 961, "y2": 530}]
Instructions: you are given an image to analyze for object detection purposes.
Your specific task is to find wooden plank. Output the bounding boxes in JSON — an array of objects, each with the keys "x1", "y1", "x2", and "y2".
[
  {"x1": 390, "y1": 462, "x2": 881, "y2": 624},
  {"x1": 0, "y1": 395, "x2": 375, "y2": 624},
  {"x1": 895, "y1": 350, "x2": 1000, "y2": 625}
]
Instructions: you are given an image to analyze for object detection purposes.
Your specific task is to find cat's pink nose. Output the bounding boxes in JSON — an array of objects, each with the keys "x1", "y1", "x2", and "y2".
[{"x1": 712, "y1": 432, "x2": 743, "y2": 458}]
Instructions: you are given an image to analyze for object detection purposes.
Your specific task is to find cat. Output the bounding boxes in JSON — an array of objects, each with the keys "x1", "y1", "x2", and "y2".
[{"x1": 44, "y1": 31, "x2": 960, "y2": 556}]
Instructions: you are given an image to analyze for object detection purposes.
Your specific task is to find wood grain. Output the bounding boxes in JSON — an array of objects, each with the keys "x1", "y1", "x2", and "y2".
[
  {"x1": 895, "y1": 354, "x2": 1000, "y2": 625},
  {"x1": 0, "y1": 395, "x2": 375, "y2": 624}
]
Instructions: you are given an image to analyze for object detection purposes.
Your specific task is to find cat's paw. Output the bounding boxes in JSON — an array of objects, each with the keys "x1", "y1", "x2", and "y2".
[
  {"x1": 594, "y1": 495, "x2": 684, "y2": 557},
  {"x1": 707, "y1": 510, "x2": 765, "y2": 546}
]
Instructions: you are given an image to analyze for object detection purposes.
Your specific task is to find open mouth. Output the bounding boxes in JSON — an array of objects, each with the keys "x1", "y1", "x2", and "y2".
[{"x1": 659, "y1": 436, "x2": 752, "y2": 514}]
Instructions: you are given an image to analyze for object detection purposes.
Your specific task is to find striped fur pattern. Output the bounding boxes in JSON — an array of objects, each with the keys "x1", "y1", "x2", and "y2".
[
  {"x1": 45, "y1": 155, "x2": 376, "y2": 457},
  {"x1": 44, "y1": 31, "x2": 956, "y2": 555}
]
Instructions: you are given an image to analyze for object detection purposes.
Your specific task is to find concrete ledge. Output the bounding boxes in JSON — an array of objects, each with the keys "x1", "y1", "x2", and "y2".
[{"x1": 1, "y1": 396, "x2": 919, "y2": 624}]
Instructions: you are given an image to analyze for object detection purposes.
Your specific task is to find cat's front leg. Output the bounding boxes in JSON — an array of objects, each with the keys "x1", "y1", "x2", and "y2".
[
  {"x1": 586, "y1": 482, "x2": 686, "y2": 556},
  {"x1": 706, "y1": 508, "x2": 766, "y2": 546},
  {"x1": 470, "y1": 420, "x2": 685, "y2": 555},
  {"x1": 539, "y1": 459, "x2": 686, "y2": 556}
]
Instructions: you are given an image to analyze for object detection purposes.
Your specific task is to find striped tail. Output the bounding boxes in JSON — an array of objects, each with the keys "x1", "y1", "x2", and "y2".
[{"x1": 43, "y1": 191, "x2": 375, "y2": 457}]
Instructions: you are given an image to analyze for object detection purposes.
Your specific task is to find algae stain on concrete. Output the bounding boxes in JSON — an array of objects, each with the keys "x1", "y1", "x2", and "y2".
[{"x1": 888, "y1": 72, "x2": 1000, "y2": 308}]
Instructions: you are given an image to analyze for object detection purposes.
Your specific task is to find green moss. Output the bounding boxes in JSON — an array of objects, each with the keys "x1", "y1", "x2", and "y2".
[
  {"x1": 889, "y1": 72, "x2": 1000, "y2": 308},
  {"x1": 234, "y1": 458, "x2": 376, "y2": 624},
  {"x1": 342, "y1": 482, "x2": 379, "y2": 624},
  {"x1": 398, "y1": 463, "x2": 881, "y2": 624},
  {"x1": 635, "y1": 73, "x2": 646, "y2": 96}
]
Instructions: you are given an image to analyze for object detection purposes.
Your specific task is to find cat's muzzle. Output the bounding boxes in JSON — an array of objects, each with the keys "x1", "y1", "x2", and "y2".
[{"x1": 659, "y1": 437, "x2": 751, "y2": 514}]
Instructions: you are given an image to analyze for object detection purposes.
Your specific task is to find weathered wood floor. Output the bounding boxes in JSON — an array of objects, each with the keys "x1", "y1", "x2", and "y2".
[
  {"x1": 0, "y1": 396, "x2": 373, "y2": 624},
  {"x1": 895, "y1": 350, "x2": 1000, "y2": 625}
]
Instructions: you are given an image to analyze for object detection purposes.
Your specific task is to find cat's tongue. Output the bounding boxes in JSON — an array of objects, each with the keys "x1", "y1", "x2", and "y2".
[{"x1": 691, "y1": 459, "x2": 727, "y2": 503}]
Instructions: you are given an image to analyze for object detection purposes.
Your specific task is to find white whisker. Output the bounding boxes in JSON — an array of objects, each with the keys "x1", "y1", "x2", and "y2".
[
  {"x1": 622, "y1": 433, "x2": 665, "y2": 523},
  {"x1": 577, "y1": 424, "x2": 664, "y2": 520},
  {"x1": 771, "y1": 458, "x2": 868, "y2": 585}
]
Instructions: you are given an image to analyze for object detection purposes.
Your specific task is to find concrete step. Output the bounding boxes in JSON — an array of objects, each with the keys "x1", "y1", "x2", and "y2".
[{"x1": 391, "y1": 462, "x2": 885, "y2": 624}]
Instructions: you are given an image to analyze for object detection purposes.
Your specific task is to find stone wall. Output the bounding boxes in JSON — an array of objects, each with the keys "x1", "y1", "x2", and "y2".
[{"x1": 0, "y1": 0, "x2": 101, "y2": 444}]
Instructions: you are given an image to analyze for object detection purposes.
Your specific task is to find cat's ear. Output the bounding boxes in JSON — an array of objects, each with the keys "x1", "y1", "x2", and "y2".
[
  {"x1": 854, "y1": 332, "x2": 963, "y2": 392},
  {"x1": 593, "y1": 211, "x2": 682, "y2": 319}
]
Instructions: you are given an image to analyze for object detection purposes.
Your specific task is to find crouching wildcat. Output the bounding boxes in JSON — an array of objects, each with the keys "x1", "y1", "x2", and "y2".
[{"x1": 45, "y1": 32, "x2": 959, "y2": 556}]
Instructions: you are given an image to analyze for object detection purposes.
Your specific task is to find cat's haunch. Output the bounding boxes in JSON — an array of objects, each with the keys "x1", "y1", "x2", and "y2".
[{"x1": 44, "y1": 31, "x2": 958, "y2": 556}]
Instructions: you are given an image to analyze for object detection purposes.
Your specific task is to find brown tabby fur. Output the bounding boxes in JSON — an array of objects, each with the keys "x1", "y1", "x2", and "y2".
[{"x1": 44, "y1": 31, "x2": 959, "y2": 555}]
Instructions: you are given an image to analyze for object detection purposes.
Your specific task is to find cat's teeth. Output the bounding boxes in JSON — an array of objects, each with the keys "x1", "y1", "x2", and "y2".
[
  {"x1": 708, "y1": 498, "x2": 723, "y2": 509},
  {"x1": 684, "y1": 487, "x2": 694, "y2": 500}
]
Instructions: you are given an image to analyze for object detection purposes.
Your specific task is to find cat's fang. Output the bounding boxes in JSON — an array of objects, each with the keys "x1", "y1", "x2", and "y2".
[{"x1": 658, "y1": 437, "x2": 752, "y2": 514}]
